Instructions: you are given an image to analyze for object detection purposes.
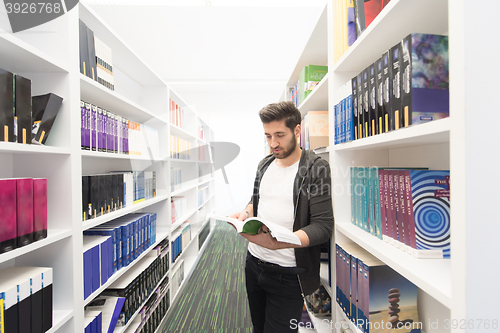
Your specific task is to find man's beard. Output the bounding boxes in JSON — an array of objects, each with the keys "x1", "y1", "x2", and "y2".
[{"x1": 272, "y1": 135, "x2": 297, "y2": 159}]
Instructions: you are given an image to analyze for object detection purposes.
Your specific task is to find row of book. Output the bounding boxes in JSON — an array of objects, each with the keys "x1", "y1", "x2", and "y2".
[
  {"x1": 198, "y1": 186, "x2": 210, "y2": 207},
  {"x1": 0, "y1": 178, "x2": 47, "y2": 254},
  {"x1": 82, "y1": 171, "x2": 157, "y2": 221},
  {"x1": 84, "y1": 213, "x2": 157, "y2": 280},
  {"x1": 133, "y1": 280, "x2": 170, "y2": 333},
  {"x1": 84, "y1": 296, "x2": 125, "y2": 333},
  {"x1": 198, "y1": 219, "x2": 211, "y2": 251},
  {"x1": 170, "y1": 135, "x2": 192, "y2": 160},
  {"x1": 0, "y1": 266, "x2": 53, "y2": 333},
  {"x1": 171, "y1": 196, "x2": 187, "y2": 224},
  {"x1": 0, "y1": 68, "x2": 63, "y2": 145},
  {"x1": 351, "y1": 167, "x2": 450, "y2": 258},
  {"x1": 335, "y1": 33, "x2": 449, "y2": 144},
  {"x1": 299, "y1": 111, "x2": 329, "y2": 150},
  {"x1": 169, "y1": 98, "x2": 184, "y2": 129},
  {"x1": 81, "y1": 101, "x2": 160, "y2": 158},
  {"x1": 79, "y1": 20, "x2": 115, "y2": 91},
  {"x1": 333, "y1": 0, "x2": 391, "y2": 63},
  {"x1": 198, "y1": 143, "x2": 209, "y2": 162},
  {"x1": 288, "y1": 65, "x2": 328, "y2": 107},
  {"x1": 100, "y1": 247, "x2": 169, "y2": 327},
  {"x1": 170, "y1": 260, "x2": 185, "y2": 301},
  {"x1": 336, "y1": 242, "x2": 421, "y2": 333},
  {"x1": 171, "y1": 223, "x2": 192, "y2": 264},
  {"x1": 170, "y1": 167, "x2": 182, "y2": 192},
  {"x1": 197, "y1": 124, "x2": 205, "y2": 140},
  {"x1": 83, "y1": 236, "x2": 113, "y2": 299}
]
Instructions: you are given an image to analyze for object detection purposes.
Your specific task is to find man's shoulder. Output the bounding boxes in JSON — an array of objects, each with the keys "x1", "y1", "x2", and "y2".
[{"x1": 257, "y1": 154, "x2": 275, "y2": 170}]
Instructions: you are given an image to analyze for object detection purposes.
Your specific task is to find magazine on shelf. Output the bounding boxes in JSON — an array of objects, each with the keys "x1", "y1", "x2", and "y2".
[{"x1": 208, "y1": 214, "x2": 301, "y2": 245}]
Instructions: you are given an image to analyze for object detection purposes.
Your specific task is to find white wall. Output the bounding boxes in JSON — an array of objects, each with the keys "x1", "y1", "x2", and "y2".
[{"x1": 174, "y1": 85, "x2": 280, "y2": 215}]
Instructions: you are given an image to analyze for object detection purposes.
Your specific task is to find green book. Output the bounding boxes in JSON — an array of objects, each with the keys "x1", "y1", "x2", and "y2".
[{"x1": 305, "y1": 65, "x2": 328, "y2": 98}]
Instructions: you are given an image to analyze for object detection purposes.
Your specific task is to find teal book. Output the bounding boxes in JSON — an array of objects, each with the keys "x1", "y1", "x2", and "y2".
[
  {"x1": 368, "y1": 167, "x2": 376, "y2": 236},
  {"x1": 372, "y1": 167, "x2": 383, "y2": 240}
]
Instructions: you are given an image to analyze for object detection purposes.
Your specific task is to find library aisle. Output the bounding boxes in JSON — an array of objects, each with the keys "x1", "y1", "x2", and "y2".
[{"x1": 161, "y1": 220, "x2": 253, "y2": 332}]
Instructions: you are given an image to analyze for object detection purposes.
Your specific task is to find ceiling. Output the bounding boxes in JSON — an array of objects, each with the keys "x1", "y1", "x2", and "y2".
[{"x1": 84, "y1": 0, "x2": 325, "y2": 122}]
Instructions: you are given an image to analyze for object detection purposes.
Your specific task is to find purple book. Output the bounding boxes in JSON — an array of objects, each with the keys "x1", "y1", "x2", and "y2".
[
  {"x1": 33, "y1": 178, "x2": 48, "y2": 241},
  {"x1": 106, "y1": 111, "x2": 112, "y2": 153},
  {"x1": 0, "y1": 179, "x2": 17, "y2": 253},
  {"x1": 16, "y1": 178, "x2": 34, "y2": 247},
  {"x1": 90, "y1": 103, "x2": 97, "y2": 151},
  {"x1": 378, "y1": 169, "x2": 387, "y2": 238},
  {"x1": 81, "y1": 100, "x2": 89, "y2": 150},
  {"x1": 124, "y1": 119, "x2": 129, "y2": 155},
  {"x1": 97, "y1": 107, "x2": 104, "y2": 152}
]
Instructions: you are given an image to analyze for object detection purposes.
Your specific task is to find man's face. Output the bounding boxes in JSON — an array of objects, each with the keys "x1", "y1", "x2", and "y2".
[{"x1": 263, "y1": 120, "x2": 299, "y2": 159}]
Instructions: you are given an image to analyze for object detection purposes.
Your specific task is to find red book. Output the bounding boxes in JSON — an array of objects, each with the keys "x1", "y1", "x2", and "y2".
[
  {"x1": 33, "y1": 178, "x2": 48, "y2": 241},
  {"x1": 16, "y1": 178, "x2": 34, "y2": 247},
  {"x1": 0, "y1": 179, "x2": 17, "y2": 253}
]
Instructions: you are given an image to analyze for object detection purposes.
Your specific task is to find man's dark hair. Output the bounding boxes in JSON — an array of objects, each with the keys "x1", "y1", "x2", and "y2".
[{"x1": 258, "y1": 101, "x2": 302, "y2": 133}]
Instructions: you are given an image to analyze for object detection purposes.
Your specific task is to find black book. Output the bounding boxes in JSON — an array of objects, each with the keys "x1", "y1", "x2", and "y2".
[
  {"x1": 391, "y1": 43, "x2": 403, "y2": 130},
  {"x1": 375, "y1": 57, "x2": 384, "y2": 135},
  {"x1": 0, "y1": 68, "x2": 15, "y2": 142},
  {"x1": 362, "y1": 67, "x2": 370, "y2": 137},
  {"x1": 351, "y1": 77, "x2": 358, "y2": 140},
  {"x1": 14, "y1": 75, "x2": 32, "y2": 144},
  {"x1": 86, "y1": 26, "x2": 97, "y2": 81},
  {"x1": 82, "y1": 176, "x2": 90, "y2": 220},
  {"x1": 31, "y1": 93, "x2": 63, "y2": 145},
  {"x1": 89, "y1": 175, "x2": 99, "y2": 218},
  {"x1": 356, "y1": 73, "x2": 363, "y2": 140},
  {"x1": 382, "y1": 50, "x2": 392, "y2": 133},
  {"x1": 369, "y1": 63, "x2": 377, "y2": 136},
  {"x1": 79, "y1": 20, "x2": 89, "y2": 77}
]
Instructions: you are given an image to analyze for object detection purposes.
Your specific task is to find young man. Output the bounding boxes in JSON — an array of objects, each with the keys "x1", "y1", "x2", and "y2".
[{"x1": 230, "y1": 101, "x2": 334, "y2": 332}]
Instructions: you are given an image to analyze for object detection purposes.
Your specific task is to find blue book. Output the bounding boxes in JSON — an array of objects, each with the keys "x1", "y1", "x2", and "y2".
[{"x1": 83, "y1": 244, "x2": 93, "y2": 299}]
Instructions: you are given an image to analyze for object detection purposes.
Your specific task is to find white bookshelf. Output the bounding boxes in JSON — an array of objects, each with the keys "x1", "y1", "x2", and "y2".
[
  {"x1": 0, "y1": 3, "x2": 216, "y2": 333},
  {"x1": 277, "y1": 0, "x2": 479, "y2": 332}
]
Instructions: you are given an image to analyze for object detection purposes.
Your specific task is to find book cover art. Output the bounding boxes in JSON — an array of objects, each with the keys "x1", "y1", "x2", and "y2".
[
  {"x1": 375, "y1": 57, "x2": 384, "y2": 135},
  {"x1": 16, "y1": 178, "x2": 34, "y2": 247},
  {"x1": 14, "y1": 75, "x2": 32, "y2": 144},
  {"x1": 364, "y1": 0, "x2": 391, "y2": 29},
  {"x1": 306, "y1": 65, "x2": 328, "y2": 97},
  {"x1": 0, "y1": 179, "x2": 17, "y2": 253},
  {"x1": 0, "y1": 68, "x2": 15, "y2": 142},
  {"x1": 369, "y1": 63, "x2": 377, "y2": 136},
  {"x1": 33, "y1": 178, "x2": 48, "y2": 241},
  {"x1": 357, "y1": 73, "x2": 364, "y2": 139},
  {"x1": 401, "y1": 33, "x2": 449, "y2": 126},
  {"x1": 361, "y1": 264, "x2": 421, "y2": 333},
  {"x1": 32, "y1": 93, "x2": 63, "y2": 145},
  {"x1": 362, "y1": 67, "x2": 370, "y2": 137},
  {"x1": 408, "y1": 170, "x2": 450, "y2": 258},
  {"x1": 391, "y1": 43, "x2": 402, "y2": 130},
  {"x1": 382, "y1": 51, "x2": 392, "y2": 133}
]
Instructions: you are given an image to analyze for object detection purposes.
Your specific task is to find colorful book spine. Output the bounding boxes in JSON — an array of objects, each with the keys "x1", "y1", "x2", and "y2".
[{"x1": 0, "y1": 179, "x2": 17, "y2": 253}]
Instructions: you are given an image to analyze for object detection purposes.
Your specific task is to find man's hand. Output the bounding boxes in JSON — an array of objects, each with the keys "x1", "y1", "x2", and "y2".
[
  {"x1": 228, "y1": 210, "x2": 249, "y2": 221},
  {"x1": 240, "y1": 227, "x2": 310, "y2": 250}
]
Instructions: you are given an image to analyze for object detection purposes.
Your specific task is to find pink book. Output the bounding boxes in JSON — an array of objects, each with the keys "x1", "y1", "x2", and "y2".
[
  {"x1": 0, "y1": 179, "x2": 17, "y2": 253},
  {"x1": 378, "y1": 169, "x2": 387, "y2": 237},
  {"x1": 16, "y1": 178, "x2": 34, "y2": 247},
  {"x1": 33, "y1": 178, "x2": 48, "y2": 241}
]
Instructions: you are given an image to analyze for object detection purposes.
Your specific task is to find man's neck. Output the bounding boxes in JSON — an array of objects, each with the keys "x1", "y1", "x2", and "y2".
[{"x1": 275, "y1": 146, "x2": 302, "y2": 168}]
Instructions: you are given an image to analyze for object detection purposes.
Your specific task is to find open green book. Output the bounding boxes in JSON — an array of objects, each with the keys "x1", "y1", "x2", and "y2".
[{"x1": 208, "y1": 213, "x2": 301, "y2": 245}]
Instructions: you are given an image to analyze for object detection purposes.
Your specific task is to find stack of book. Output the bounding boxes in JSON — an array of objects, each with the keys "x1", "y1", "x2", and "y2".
[
  {"x1": 288, "y1": 65, "x2": 328, "y2": 107},
  {"x1": 171, "y1": 223, "x2": 190, "y2": 265},
  {"x1": 171, "y1": 196, "x2": 187, "y2": 224},
  {"x1": 88, "y1": 213, "x2": 157, "y2": 267},
  {"x1": 333, "y1": 0, "x2": 391, "y2": 63},
  {"x1": 170, "y1": 167, "x2": 182, "y2": 192},
  {"x1": 134, "y1": 278, "x2": 169, "y2": 333},
  {"x1": 83, "y1": 236, "x2": 113, "y2": 300},
  {"x1": 170, "y1": 260, "x2": 184, "y2": 299},
  {"x1": 198, "y1": 186, "x2": 210, "y2": 207},
  {"x1": 79, "y1": 20, "x2": 114, "y2": 90},
  {"x1": 335, "y1": 33, "x2": 449, "y2": 144},
  {"x1": 82, "y1": 171, "x2": 157, "y2": 221},
  {"x1": 170, "y1": 135, "x2": 192, "y2": 160},
  {"x1": 85, "y1": 296, "x2": 125, "y2": 333},
  {"x1": 336, "y1": 242, "x2": 422, "y2": 333},
  {"x1": 1, "y1": 68, "x2": 62, "y2": 145},
  {"x1": 100, "y1": 252, "x2": 166, "y2": 326},
  {"x1": 350, "y1": 167, "x2": 450, "y2": 258},
  {"x1": 169, "y1": 98, "x2": 184, "y2": 128},
  {"x1": 300, "y1": 111, "x2": 329, "y2": 150},
  {"x1": 0, "y1": 266, "x2": 53, "y2": 333},
  {"x1": 0, "y1": 178, "x2": 48, "y2": 254}
]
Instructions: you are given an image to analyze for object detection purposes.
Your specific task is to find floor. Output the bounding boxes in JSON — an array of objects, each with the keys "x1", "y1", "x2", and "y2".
[{"x1": 161, "y1": 220, "x2": 253, "y2": 332}]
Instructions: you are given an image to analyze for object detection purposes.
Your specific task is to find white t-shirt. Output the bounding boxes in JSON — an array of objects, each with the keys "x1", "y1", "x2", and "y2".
[{"x1": 248, "y1": 159, "x2": 299, "y2": 267}]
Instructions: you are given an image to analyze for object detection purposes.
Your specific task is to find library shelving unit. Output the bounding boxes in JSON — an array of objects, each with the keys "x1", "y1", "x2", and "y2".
[
  {"x1": 279, "y1": 1, "x2": 500, "y2": 333},
  {"x1": 0, "y1": 3, "x2": 216, "y2": 333}
]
